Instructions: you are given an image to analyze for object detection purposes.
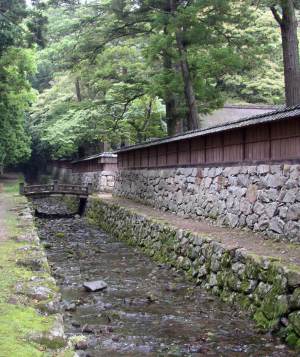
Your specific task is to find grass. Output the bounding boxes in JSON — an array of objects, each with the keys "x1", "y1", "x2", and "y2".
[{"x1": 0, "y1": 178, "x2": 63, "y2": 357}]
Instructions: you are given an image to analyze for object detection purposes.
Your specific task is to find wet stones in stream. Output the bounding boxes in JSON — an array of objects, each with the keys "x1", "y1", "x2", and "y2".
[
  {"x1": 84, "y1": 281, "x2": 108, "y2": 292},
  {"x1": 36, "y1": 215, "x2": 297, "y2": 356}
]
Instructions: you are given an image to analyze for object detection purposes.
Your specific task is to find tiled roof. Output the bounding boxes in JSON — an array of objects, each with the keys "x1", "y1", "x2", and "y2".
[{"x1": 116, "y1": 104, "x2": 300, "y2": 153}]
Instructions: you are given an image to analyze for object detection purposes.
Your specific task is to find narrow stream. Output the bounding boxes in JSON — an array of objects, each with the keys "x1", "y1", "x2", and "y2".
[{"x1": 34, "y1": 199, "x2": 296, "y2": 356}]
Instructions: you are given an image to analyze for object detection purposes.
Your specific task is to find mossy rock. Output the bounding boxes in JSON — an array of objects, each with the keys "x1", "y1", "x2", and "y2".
[
  {"x1": 259, "y1": 264, "x2": 287, "y2": 293},
  {"x1": 286, "y1": 331, "x2": 300, "y2": 348},
  {"x1": 288, "y1": 311, "x2": 300, "y2": 336},
  {"x1": 261, "y1": 294, "x2": 289, "y2": 321},
  {"x1": 55, "y1": 232, "x2": 65, "y2": 238},
  {"x1": 290, "y1": 288, "x2": 300, "y2": 310},
  {"x1": 235, "y1": 294, "x2": 252, "y2": 310},
  {"x1": 216, "y1": 271, "x2": 226, "y2": 288},
  {"x1": 224, "y1": 271, "x2": 242, "y2": 292},
  {"x1": 220, "y1": 252, "x2": 232, "y2": 269},
  {"x1": 253, "y1": 310, "x2": 279, "y2": 332},
  {"x1": 240, "y1": 279, "x2": 257, "y2": 294},
  {"x1": 244, "y1": 257, "x2": 261, "y2": 280}
]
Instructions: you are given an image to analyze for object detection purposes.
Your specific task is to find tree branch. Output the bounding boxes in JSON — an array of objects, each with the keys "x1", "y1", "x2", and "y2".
[
  {"x1": 112, "y1": 93, "x2": 145, "y2": 130},
  {"x1": 270, "y1": 5, "x2": 283, "y2": 26}
]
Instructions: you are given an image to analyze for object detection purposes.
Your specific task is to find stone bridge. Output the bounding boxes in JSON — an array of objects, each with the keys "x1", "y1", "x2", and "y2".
[{"x1": 19, "y1": 181, "x2": 92, "y2": 198}]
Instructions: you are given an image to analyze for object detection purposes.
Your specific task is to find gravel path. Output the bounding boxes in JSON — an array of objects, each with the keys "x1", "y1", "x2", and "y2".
[{"x1": 99, "y1": 194, "x2": 300, "y2": 267}]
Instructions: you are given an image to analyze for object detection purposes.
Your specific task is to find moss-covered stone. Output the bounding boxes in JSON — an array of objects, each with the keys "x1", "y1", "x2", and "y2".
[
  {"x1": 261, "y1": 294, "x2": 289, "y2": 321},
  {"x1": 289, "y1": 311, "x2": 300, "y2": 336},
  {"x1": 286, "y1": 331, "x2": 300, "y2": 348},
  {"x1": 253, "y1": 310, "x2": 279, "y2": 332},
  {"x1": 55, "y1": 232, "x2": 65, "y2": 238},
  {"x1": 290, "y1": 288, "x2": 300, "y2": 310}
]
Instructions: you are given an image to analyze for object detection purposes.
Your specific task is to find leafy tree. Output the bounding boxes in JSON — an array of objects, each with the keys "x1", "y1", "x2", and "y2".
[
  {"x1": 253, "y1": 0, "x2": 300, "y2": 106},
  {"x1": 0, "y1": 0, "x2": 46, "y2": 171},
  {"x1": 221, "y1": 8, "x2": 284, "y2": 104},
  {"x1": 0, "y1": 47, "x2": 36, "y2": 168},
  {"x1": 0, "y1": 0, "x2": 27, "y2": 53},
  {"x1": 29, "y1": 0, "x2": 288, "y2": 163}
]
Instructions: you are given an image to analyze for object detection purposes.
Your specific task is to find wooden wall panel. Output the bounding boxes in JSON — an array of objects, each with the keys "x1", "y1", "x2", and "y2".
[
  {"x1": 134, "y1": 150, "x2": 141, "y2": 168},
  {"x1": 118, "y1": 119, "x2": 300, "y2": 169},
  {"x1": 272, "y1": 137, "x2": 300, "y2": 160},
  {"x1": 128, "y1": 151, "x2": 135, "y2": 168},
  {"x1": 206, "y1": 147, "x2": 223, "y2": 163},
  {"x1": 246, "y1": 124, "x2": 269, "y2": 143},
  {"x1": 245, "y1": 142, "x2": 270, "y2": 161},
  {"x1": 206, "y1": 133, "x2": 222, "y2": 148},
  {"x1": 271, "y1": 118, "x2": 300, "y2": 139},
  {"x1": 118, "y1": 154, "x2": 123, "y2": 168},
  {"x1": 224, "y1": 144, "x2": 243, "y2": 162},
  {"x1": 157, "y1": 144, "x2": 167, "y2": 166},
  {"x1": 178, "y1": 140, "x2": 191, "y2": 165},
  {"x1": 206, "y1": 133, "x2": 223, "y2": 163},
  {"x1": 224, "y1": 129, "x2": 243, "y2": 145},
  {"x1": 167, "y1": 142, "x2": 178, "y2": 166},
  {"x1": 141, "y1": 149, "x2": 148, "y2": 167},
  {"x1": 223, "y1": 129, "x2": 243, "y2": 162},
  {"x1": 191, "y1": 137, "x2": 205, "y2": 164},
  {"x1": 149, "y1": 147, "x2": 157, "y2": 167},
  {"x1": 123, "y1": 153, "x2": 128, "y2": 168}
]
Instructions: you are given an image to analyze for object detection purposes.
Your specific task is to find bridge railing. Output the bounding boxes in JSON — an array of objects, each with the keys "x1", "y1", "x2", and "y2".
[{"x1": 19, "y1": 181, "x2": 92, "y2": 196}]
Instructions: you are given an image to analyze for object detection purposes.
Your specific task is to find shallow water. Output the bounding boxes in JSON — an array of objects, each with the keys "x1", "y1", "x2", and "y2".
[{"x1": 36, "y1": 212, "x2": 297, "y2": 356}]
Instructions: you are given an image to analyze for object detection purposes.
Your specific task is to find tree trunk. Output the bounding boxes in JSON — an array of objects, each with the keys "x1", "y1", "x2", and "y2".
[
  {"x1": 75, "y1": 78, "x2": 82, "y2": 102},
  {"x1": 272, "y1": 1, "x2": 300, "y2": 106},
  {"x1": 175, "y1": 29, "x2": 199, "y2": 130},
  {"x1": 162, "y1": 50, "x2": 178, "y2": 135},
  {"x1": 162, "y1": 2, "x2": 179, "y2": 136}
]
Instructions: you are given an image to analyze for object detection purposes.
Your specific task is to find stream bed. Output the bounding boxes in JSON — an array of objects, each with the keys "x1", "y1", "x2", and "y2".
[{"x1": 34, "y1": 201, "x2": 297, "y2": 356}]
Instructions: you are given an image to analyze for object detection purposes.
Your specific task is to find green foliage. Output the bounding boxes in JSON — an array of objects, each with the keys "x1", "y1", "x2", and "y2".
[
  {"x1": 0, "y1": 0, "x2": 47, "y2": 169},
  {"x1": 221, "y1": 9, "x2": 284, "y2": 104},
  {"x1": 28, "y1": 0, "x2": 287, "y2": 160},
  {"x1": 0, "y1": 47, "x2": 36, "y2": 167},
  {"x1": 0, "y1": 0, "x2": 27, "y2": 53}
]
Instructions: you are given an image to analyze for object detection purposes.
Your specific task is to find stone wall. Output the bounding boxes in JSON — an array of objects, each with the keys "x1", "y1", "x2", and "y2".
[
  {"x1": 86, "y1": 197, "x2": 300, "y2": 348},
  {"x1": 51, "y1": 166, "x2": 116, "y2": 192},
  {"x1": 71, "y1": 171, "x2": 115, "y2": 192},
  {"x1": 51, "y1": 166, "x2": 73, "y2": 184},
  {"x1": 114, "y1": 164, "x2": 300, "y2": 242}
]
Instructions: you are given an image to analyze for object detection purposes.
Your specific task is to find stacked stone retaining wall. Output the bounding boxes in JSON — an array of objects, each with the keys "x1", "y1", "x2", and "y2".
[
  {"x1": 71, "y1": 171, "x2": 115, "y2": 192},
  {"x1": 114, "y1": 164, "x2": 300, "y2": 242},
  {"x1": 51, "y1": 166, "x2": 115, "y2": 192},
  {"x1": 87, "y1": 197, "x2": 300, "y2": 348}
]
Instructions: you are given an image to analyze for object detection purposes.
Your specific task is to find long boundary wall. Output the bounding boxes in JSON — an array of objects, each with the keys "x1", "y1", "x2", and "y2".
[{"x1": 114, "y1": 163, "x2": 300, "y2": 242}]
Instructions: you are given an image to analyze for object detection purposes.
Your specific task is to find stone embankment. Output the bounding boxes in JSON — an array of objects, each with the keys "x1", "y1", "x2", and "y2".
[
  {"x1": 87, "y1": 195, "x2": 300, "y2": 349},
  {"x1": 114, "y1": 164, "x2": 300, "y2": 242},
  {"x1": 13, "y1": 205, "x2": 68, "y2": 348},
  {"x1": 0, "y1": 180, "x2": 71, "y2": 355}
]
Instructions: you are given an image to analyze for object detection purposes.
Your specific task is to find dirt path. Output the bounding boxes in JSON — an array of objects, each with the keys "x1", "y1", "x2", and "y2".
[
  {"x1": 99, "y1": 194, "x2": 300, "y2": 267},
  {"x1": 0, "y1": 198, "x2": 7, "y2": 241},
  {"x1": 0, "y1": 174, "x2": 20, "y2": 242}
]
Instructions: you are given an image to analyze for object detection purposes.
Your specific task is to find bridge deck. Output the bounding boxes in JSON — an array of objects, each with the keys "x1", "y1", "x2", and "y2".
[{"x1": 19, "y1": 182, "x2": 92, "y2": 197}]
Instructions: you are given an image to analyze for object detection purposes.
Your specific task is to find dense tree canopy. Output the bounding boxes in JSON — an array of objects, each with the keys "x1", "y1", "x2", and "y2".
[
  {"x1": 28, "y1": 0, "x2": 289, "y2": 160},
  {"x1": 1, "y1": 0, "x2": 298, "y2": 166},
  {"x1": 0, "y1": 0, "x2": 35, "y2": 169}
]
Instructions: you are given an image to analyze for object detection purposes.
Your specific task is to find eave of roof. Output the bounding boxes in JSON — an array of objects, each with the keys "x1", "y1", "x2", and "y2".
[
  {"x1": 116, "y1": 104, "x2": 300, "y2": 153},
  {"x1": 71, "y1": 152, "x2": 117, "y2": 164}
]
